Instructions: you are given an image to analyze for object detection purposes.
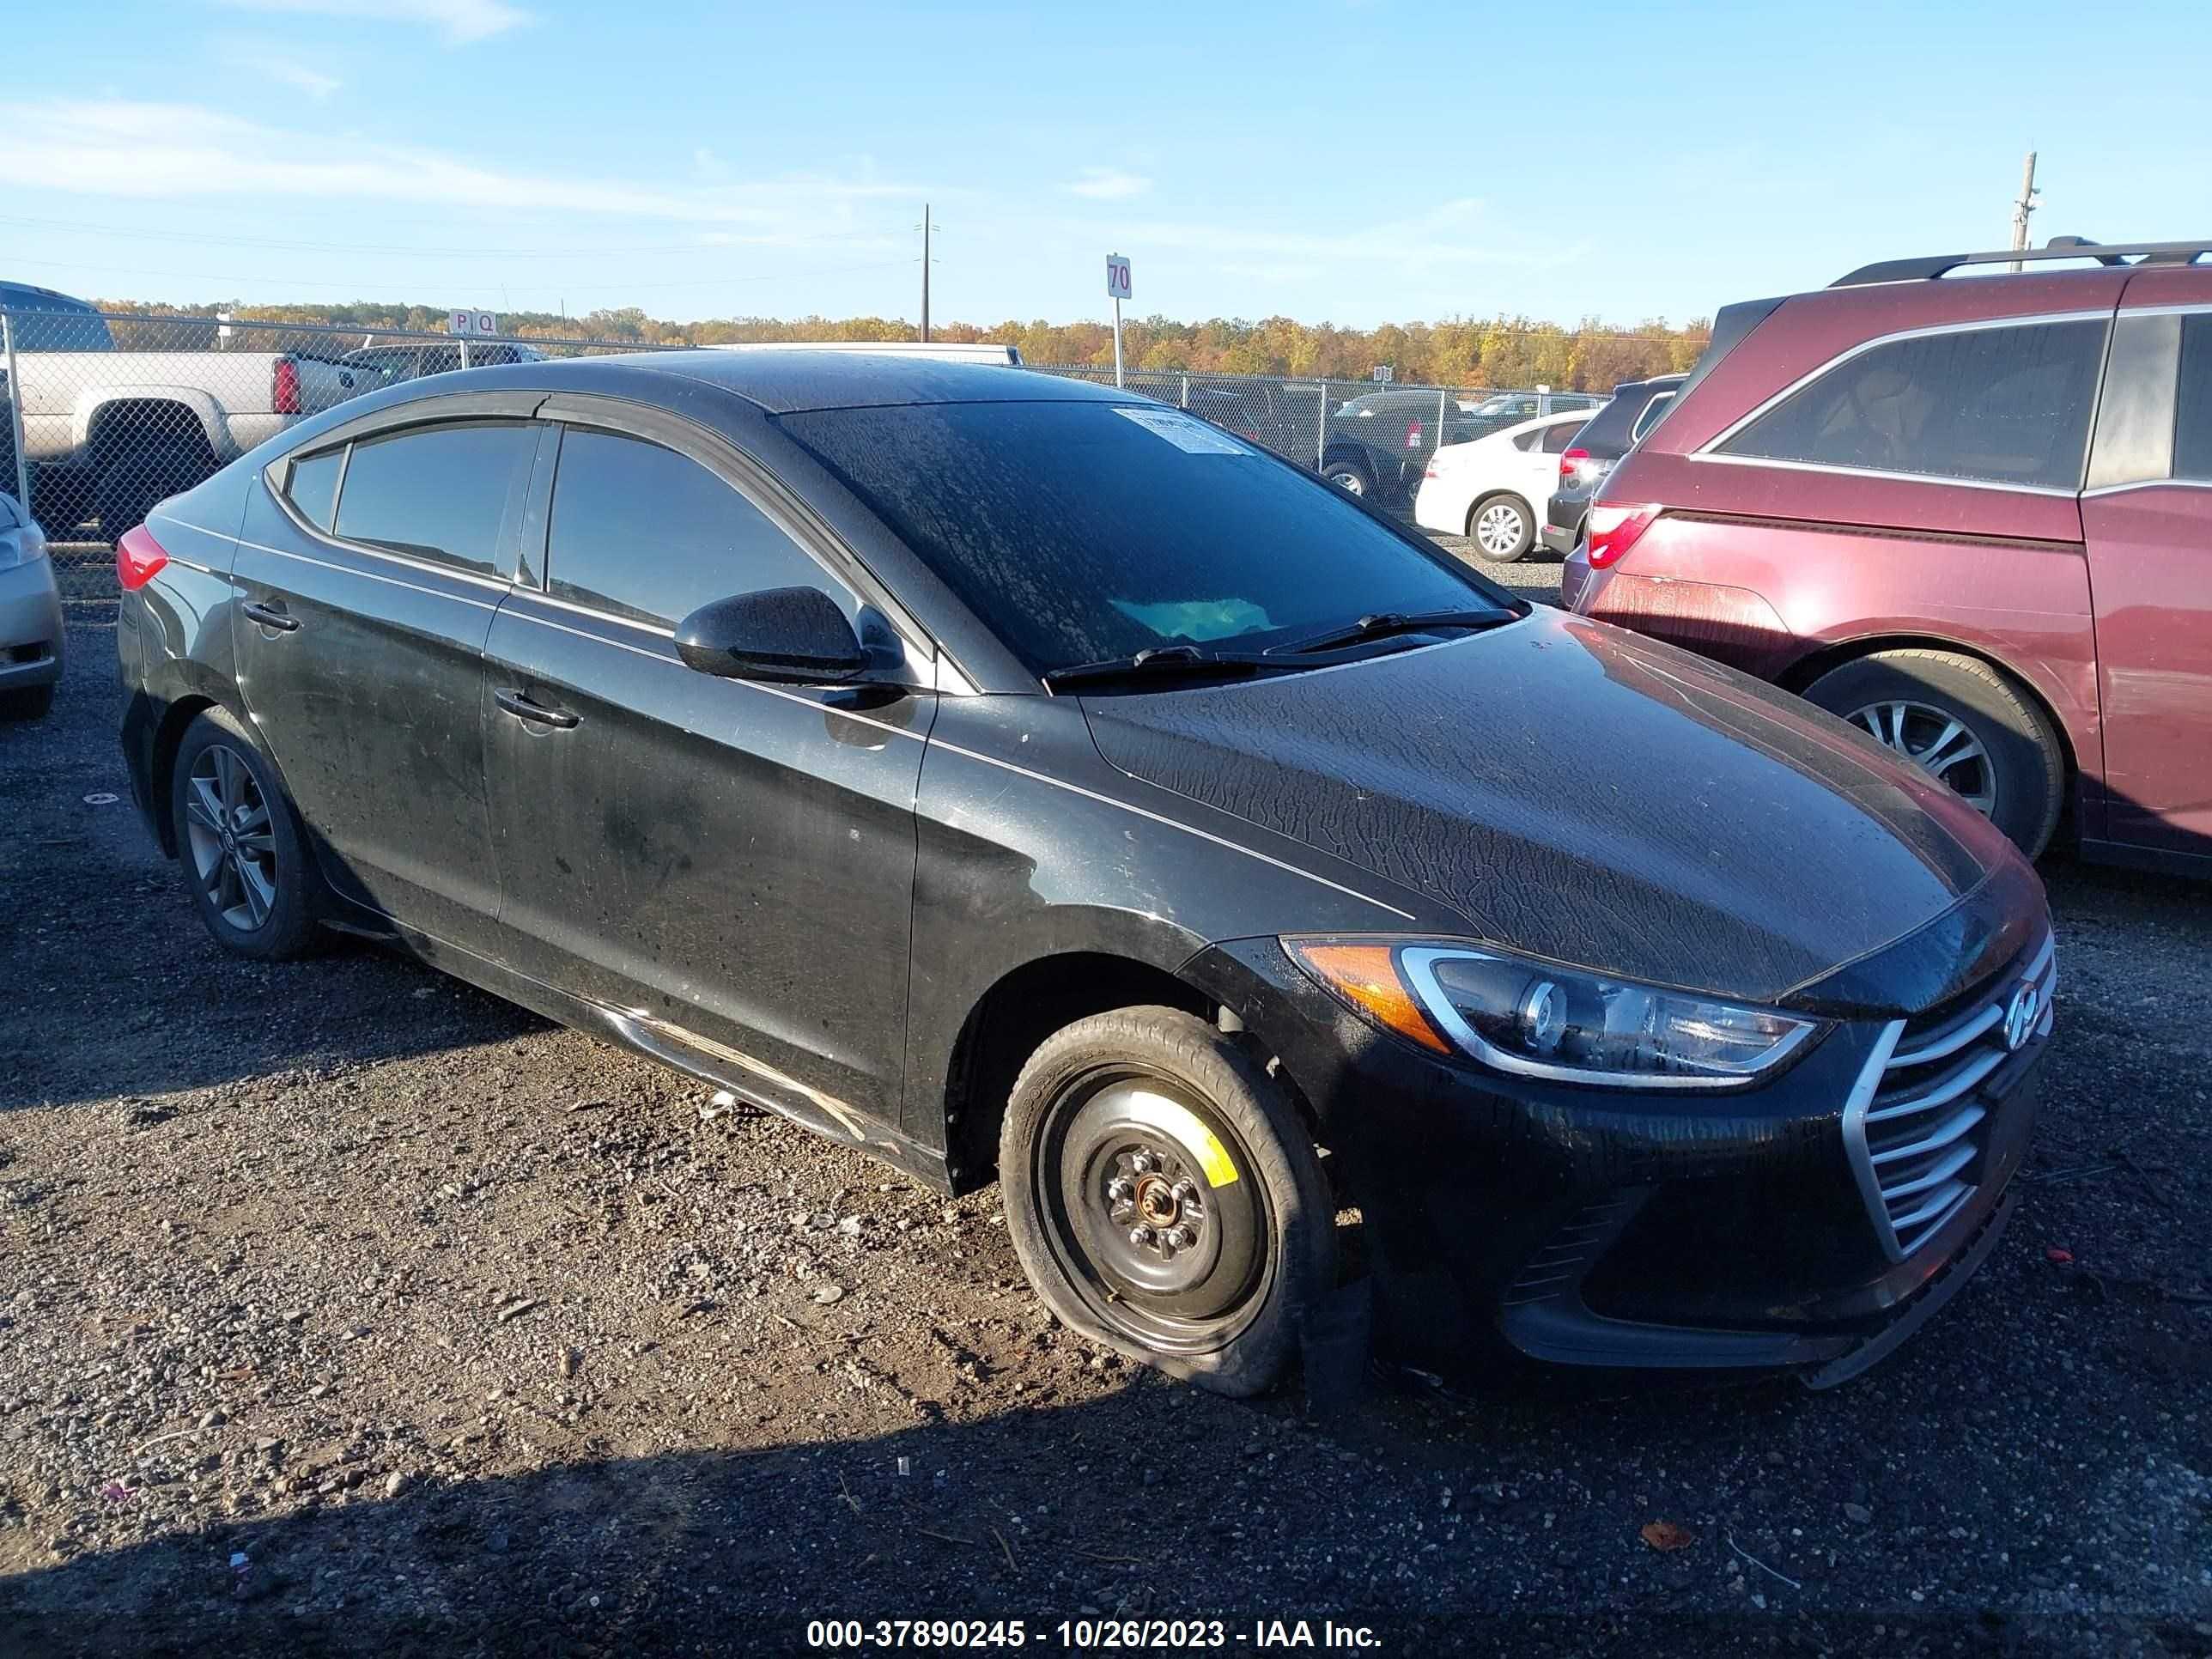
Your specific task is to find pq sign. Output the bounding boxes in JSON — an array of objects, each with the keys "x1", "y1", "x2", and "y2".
[
  {"x1": 1371, "y1": 364, "x2": 1394, "y2": 383},
  {"x1": 1105, "y1": 255, "x2": 1133, "y2": 302},
  {"x1": 447, "y1": 310, "x2": 500, "y2": 337}
]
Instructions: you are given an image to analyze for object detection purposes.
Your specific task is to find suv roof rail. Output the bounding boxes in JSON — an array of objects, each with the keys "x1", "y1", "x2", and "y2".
[{"x1": 1832, "y1": 236, "x2": 2212, "y2": 287}]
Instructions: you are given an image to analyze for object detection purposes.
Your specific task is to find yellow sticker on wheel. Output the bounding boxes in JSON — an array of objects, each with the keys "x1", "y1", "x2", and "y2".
[{"x1": 1133, "y1": 1092, "x2": 1241, "y2": 1188}]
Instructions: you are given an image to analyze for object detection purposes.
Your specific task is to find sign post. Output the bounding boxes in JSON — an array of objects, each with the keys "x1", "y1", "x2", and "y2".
[{"x1": 1105, "y1": 255, "x2": 1133, "y2": 388}]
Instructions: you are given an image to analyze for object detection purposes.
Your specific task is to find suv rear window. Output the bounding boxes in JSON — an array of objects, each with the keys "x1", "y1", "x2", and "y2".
[{"x1": 1717, "y1": 319, "x2": 2106, "y2": 490}]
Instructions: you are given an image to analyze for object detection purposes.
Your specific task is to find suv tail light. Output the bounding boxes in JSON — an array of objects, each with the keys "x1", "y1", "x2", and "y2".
[
  {"x1": 1405, "y1": 420, "x2": 1423, "y2": 449},
  {"x1": 1584, "y1": 503, "x2": 1660, "y2": 569},
  {"x1": 116, "y1": 523, "x2": 169, "y2": 589},
  {"x1": 272, "y1": 356, "x2": 301, "y2": 416},
  {"x1": 1559, "y1": 447, "x2": 1609, "y2": 489}
]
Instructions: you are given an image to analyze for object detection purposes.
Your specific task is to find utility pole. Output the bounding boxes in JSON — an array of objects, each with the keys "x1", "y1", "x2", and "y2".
[
  {"x1": 2008, "y1": 152, "x2": 2040, "y2": 271},
  {"x1": 920, "y1": 203, "x2": 933, "y2": 343}
]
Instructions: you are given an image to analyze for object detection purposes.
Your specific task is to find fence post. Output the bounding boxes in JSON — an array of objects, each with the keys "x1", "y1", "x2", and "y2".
[
  {"x1": 1316, "y1": 381, "x2": 1328, "y2": 470},
  {"x1": 2, "y1": 313, "x2": 29, "y2": 516},
  {"x1": 1180, "y1": 373, "x2": 1188, "y2": 410},
  {"x1": 459, "y1": 337, "x2": 471, "y2": 371},
  {"x1": 1437, "y1": 386, "x2": 1449, "y2": 454}
]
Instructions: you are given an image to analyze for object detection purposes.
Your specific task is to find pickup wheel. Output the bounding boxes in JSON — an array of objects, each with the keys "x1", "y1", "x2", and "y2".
[
  {"x1": 97, "y1": 440, "x2": 209, "y2": 540},
  {"x1": 1000, "y1": 1006, "x2": 1335, "y2": 1397},
  {"x1": 1322, "y1": 459, "x2": 1374, "y2": 499},
  {"x1": 1803, "y1": 650, "x2": 2066, "y2": 857}
]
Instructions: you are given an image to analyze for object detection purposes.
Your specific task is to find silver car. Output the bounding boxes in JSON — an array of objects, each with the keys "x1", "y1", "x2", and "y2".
[{"x1": 0, "y1": 489, "x2": 62, "y2": 719}]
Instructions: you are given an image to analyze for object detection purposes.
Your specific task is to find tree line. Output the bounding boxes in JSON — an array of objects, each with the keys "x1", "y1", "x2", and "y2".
[{"x1": 88, "y1": 297, "x2": 1711, "y2": 391}]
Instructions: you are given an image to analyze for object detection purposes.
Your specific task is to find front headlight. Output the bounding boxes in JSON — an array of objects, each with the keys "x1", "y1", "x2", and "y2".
[{"x1": 1284, "y1": 937, "x2": 1826, "y2": 1091}]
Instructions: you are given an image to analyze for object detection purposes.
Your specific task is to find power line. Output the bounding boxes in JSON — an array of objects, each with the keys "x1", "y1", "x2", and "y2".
[
  {"x1": 0, "y1": 252, "x2": 916, "y2": 295},
  {"x1": 0, "y1": 211, "x2": 901, "y2": 260}
]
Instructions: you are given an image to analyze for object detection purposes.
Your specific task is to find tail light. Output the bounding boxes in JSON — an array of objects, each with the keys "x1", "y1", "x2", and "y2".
[
  {"x1": 1585, "y1": 503, "x2": 1660, "y2": 569},
  {"x1": 272, "y1": 356, "x2": 301, "y2": 416},
  {"x1": 1405, "y1": 421, "x2": 1423, "y2": 449},
  {"x1": 116, "y1": 523, "x2": 169, "y2": 589}
]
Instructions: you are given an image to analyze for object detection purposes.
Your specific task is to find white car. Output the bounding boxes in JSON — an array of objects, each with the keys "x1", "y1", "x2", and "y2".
[{"x1": 1413, "y1": 406, "x2": 1601, "y2": 561}]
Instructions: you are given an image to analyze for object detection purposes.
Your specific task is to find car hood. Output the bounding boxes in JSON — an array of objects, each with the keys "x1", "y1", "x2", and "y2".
[{"x1": 1081, "y1": 609, "x2": 2027, "y2": 1005}]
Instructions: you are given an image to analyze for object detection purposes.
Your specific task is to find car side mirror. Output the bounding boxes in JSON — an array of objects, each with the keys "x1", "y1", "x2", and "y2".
[{"x1": 674, "y1": 587, "x2": 869, "y2": 684}]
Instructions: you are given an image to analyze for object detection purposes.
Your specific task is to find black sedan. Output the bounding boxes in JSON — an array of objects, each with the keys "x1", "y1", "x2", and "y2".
[{"x1": 114, "y1": 352, "x2": 2053, "y2": 1395}]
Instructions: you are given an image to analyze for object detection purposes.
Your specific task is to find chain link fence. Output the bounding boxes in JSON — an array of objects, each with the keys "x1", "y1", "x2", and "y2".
[
  {"x1": 1029, "y1": 365, "x2": 1598, "y2": 518},
  {"x1": 0, "y1": 306, "x2": 684, "y2": 601},
  {"x1": 0, "y1": 303, "x2": 1591, "y2": 602}
]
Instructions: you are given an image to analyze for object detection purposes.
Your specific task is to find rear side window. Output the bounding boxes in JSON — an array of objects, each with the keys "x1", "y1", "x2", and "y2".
[
  {"x1": 332, "y1": 420, "x2": 537, "y2": 575},
  {"x1": 1718, "y1": 319, "x2": 2106, "y2": 489},
  {"x1": 1631, "y1": 393, "x2": 1676, "y2": 443},
  {"x1": 1540, "y1": 421, "x2": 1586, "y2": 454},
  {"x1": 1509, "y1": 428, "x2": 1542, "y2": 453},
  {"x1": 2175, "y1": 315, "x2": 2212, "y2": 482},
  {"x1": 284, "y1": 449, "x2": 343, "y2": 532},
  {"x1": 544, "y1": 428, "x2": 836, "y2": 626}
]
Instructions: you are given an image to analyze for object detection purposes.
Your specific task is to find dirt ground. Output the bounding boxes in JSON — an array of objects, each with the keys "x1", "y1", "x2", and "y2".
[{"x1": 2, "y1": 608, "x2": 2208, "y2": 1658}]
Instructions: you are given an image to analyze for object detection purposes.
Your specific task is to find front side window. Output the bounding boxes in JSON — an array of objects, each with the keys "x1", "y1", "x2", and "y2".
[
  {"x1": 1717, "y1": 319, "x2": 2106, "y2": 489},
  {"x1": 544, "y1": 428, "x2": 836, "y2": 626},
  {"x1": 2175, "y1": 314, "x2": 2212, "y2": 483},
  {"x1": 781, "y1": 399, "x2": 1507, "y2": 675},
  {"x1": 331, "y1": 420, "x2": 538, "y2": 575}
]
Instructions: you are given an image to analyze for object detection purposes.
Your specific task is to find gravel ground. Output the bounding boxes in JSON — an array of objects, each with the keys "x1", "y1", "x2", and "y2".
[{"x1": 2, "y1": 606, "x2": 2207, "y2": 1659}]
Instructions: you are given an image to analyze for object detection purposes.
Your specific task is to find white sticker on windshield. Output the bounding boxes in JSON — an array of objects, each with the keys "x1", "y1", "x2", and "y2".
[{"x1": 1113, "y1": 406, "x2": 1255, "y2": 455}]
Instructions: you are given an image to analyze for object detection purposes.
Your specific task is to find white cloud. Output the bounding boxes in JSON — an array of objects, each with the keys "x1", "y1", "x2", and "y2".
[
  {"x1": 1067, "y1": 167, "x2": 1151, "y2": 201},
  {"x1": 216, "y1": 41, "x2": 342, "y2": 98},
  {"x1": 0, "y1": 100, "x2": 924, "y2": 235},
  {"x1": 210, "y1": 0, "x2": 531, "y2": 46}
]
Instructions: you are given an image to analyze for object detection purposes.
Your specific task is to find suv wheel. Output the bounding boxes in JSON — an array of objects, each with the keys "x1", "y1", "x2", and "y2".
[
  {"x1": 170, "y1": 708, "x2": 326, "y2": 958},
  {"x1": 1803, "y1": 650, "x2": 2065, "y2": 857},
  {"x1": 1468, "y1": 493, "x2": 1534, "y2": 561},
  {"x1": 1000, "y1": 1006, "x2": 1334, "y2": 1397},
  {"x1": 1322, "y1": 460, "x2": 1372, "y2": 499}
]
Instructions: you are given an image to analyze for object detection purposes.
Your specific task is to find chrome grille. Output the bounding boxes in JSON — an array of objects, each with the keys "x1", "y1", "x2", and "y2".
[{"x1": 1844, "y1": 932, "x2": 2056, "y2": 1261}]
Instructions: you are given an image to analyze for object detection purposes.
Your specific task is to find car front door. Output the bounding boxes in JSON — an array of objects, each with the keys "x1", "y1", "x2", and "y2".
[
  {"x1": 2081, "y1": 270, "x2": 2212, "y2": 857},
  {"x1": 230, "y1": 407, "x2": 540, "y2": 949},
  {"x1": 481, "y1": 408, "x2": 933, "y2": 1140}
]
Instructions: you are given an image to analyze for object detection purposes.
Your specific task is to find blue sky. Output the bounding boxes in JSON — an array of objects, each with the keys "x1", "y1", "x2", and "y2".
[{"x1": 4, "y1": 0, "x2": 2209, "y2": 329}]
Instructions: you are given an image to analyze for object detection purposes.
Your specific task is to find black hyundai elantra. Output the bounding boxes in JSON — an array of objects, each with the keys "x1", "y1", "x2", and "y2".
[{"x1": 115, "y1": 351, "x2": 2054, "y2": 1395}]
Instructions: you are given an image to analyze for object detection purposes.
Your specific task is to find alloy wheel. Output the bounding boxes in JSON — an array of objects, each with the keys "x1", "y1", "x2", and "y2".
[
  {"x1": 183, "y1": 743, "x2": 279, "y2": 931},
  {"x1": 1474, "y1": 500, "x2": 1527, "y2": 557},
  {"x1": 1328, "y1": 469, "x2": 1366, "y2": 498},
  {"x1": 1847, "y1": 699, "x2": 1998, "y2": 817}
]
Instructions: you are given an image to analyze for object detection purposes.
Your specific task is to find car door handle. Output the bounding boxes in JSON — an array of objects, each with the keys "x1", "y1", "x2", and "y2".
[
  {"x1": 495, "y1": 688, "x2": 580, "y2": 730},
  {"x1": 241, "y1": 599, "x2": 300, "y2": 633}
]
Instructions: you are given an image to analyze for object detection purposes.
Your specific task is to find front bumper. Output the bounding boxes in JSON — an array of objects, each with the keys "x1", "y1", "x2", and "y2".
[
  {"x1": 1183, "y1": 897, "x2": 2051, "y2": 1384},
  {"x1": 0, "y1": 555, "x2": 64, "y2": 690}
]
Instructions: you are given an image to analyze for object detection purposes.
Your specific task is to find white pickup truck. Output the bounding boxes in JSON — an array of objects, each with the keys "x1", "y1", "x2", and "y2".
[{"x1": 1, "y1": 284, "x2": 363, "y2": 536}]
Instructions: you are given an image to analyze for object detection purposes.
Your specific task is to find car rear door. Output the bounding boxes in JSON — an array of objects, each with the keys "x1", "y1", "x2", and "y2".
[
  {"x1": 482, "y1": 402, "x2": 932, "y2": 1139},
  {"x1": 230, "y1": 403, "x2": 540, "y2": 950},
  {"x1": 2080, "y1": 266, "x2": 2212, "y2": 857}
]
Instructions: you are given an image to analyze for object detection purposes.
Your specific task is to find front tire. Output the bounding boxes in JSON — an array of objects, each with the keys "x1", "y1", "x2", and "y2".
[
  {"x1": 1802, "y1": 649, "x2": 2066, "y2": 857},
  {"x1": 1468, "y1": 493, "x2": 1534, "y2": 561},
  {"x1": 1000, "y1": 1006, "x2": 1334, "y2": 1397},
  {"x1": 169, "y1": 708, "x2": 325, "y2": 959}
]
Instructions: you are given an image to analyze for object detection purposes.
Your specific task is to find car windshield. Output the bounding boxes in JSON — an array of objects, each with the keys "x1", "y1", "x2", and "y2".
[{"x1": 781, "y1": 398, "x2": 1515, "y2": 676}]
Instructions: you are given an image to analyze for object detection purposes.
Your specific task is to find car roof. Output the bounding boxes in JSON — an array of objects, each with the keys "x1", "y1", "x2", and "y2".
[{"x1": 556, "y1": 349, "x2": 1139, "y2": 415}]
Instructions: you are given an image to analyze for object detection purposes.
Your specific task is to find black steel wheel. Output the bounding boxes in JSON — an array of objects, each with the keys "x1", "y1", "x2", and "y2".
[
  {"x1": 169, "y1": 708, "x2": 325, "y2": 959},
  {"x1": 1000, "y1": 1006, "x2": 1334, "y2": 1395}
]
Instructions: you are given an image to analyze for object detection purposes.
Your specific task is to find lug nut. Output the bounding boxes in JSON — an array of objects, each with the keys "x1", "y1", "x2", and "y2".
[
  {"x1": 1163, "y1": 1226, "x2": 1191, "y2": 1249},
  {"x1": 1171, "y1": 1179, "x2": 1198, "y2": 1201},
  {"x1": 1130, "y1": 1152, "x2": 1155, "y2": 1174},
  {"x1": 1105, "y1": 1177, "x2": 1133, "y2": 1201},
  {"x1": 1128, "y1": 1225, "x2": 1156, "y2": 1248}
]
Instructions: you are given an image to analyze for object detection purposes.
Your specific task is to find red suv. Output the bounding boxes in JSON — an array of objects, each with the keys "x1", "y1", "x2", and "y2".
[{"x1": 1564, "y1": 237, "x2": 2212, "y2": 872}]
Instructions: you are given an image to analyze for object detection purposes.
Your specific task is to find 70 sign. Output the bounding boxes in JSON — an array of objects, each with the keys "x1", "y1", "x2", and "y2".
[{"x1": 1105, "y1": 255, "x2": 1133, "y2": 301}]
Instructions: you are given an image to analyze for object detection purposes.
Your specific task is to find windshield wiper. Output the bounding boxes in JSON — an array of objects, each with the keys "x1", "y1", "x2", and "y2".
[
  {"x1": 1042, "y1": 643, "x2": 1294, "y2": 692},
  {"x1": 1264, "y1": 606, "x2": 1517, "y2": 658}
]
